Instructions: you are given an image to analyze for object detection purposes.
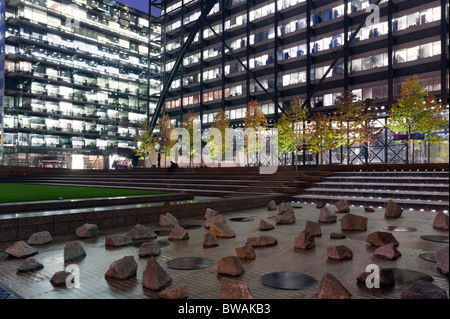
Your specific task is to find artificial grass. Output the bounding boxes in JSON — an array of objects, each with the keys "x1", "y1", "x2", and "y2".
[{"x1": 0, "y1": 184, "x2": 166, "y2": 204}]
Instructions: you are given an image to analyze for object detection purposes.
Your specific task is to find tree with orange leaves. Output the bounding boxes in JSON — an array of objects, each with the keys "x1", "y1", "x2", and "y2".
[
  {"x1": 243, "y1": 99, "x2": 268, "y2": 165},
  {"x1": 388, "y1": 75, "x2": 448, "y2": 163}
]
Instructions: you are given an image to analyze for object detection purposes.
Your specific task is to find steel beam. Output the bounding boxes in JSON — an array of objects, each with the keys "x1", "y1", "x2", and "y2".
[
  {"x1": 148, "y1": 0, "x2": 220, "y2": 134},
  {"x1": 303, "y1": 0, "x2": 382, "y2": 110}
]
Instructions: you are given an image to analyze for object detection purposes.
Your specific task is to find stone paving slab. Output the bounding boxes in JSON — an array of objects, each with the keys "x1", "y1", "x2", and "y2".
[{"x1": 0, "y1": 204, "x2": 448, "y2": 299}]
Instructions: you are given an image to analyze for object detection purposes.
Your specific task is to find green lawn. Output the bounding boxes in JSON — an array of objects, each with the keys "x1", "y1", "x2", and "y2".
[{"x1": 0, "y1": 184, "x2": 166, "y2": 204}]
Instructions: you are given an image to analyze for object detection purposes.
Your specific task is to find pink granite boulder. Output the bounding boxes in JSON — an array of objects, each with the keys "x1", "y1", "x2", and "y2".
[
  {"x1": 159, "y1": 283, "x2": 188, "y2": 299},
  {"x1": 5, "y1": 241, "x2": 38, "y2": 258},
  {"x1": 436, "y1": 246, "x2": 449, "y2": 276},
  {"x1": 294, "y1": 231, "x2": 315, "y2": 250},
  {"x1": 318, "y1": 273, "x2": 351, "y2": 299},
  {"x1": 220, "y1": 277, "x2": 254, "y2": 299},
  {"x1": 327, "y1": 245, "x2": 353, "y2": 261},
  {"x1": 246, "y1": 236, "x2": 278, "y2": 247},
  {"x1": 204, "y1": 208, "x2": 219, "y2": 220},
  {"x1": 217, "y1": 256, "x2": 244, "y2": 276},
  {"x1": 203, "y1": 233, "x2": 219, "y2": 248},
  {"x1": 168, "y1": 224, "x2": 189, "y2": 240},
  {"x1": 138, "y1": 242, "x2": 161, "y2": 257},
  {"x1": 318, "y1": 207, "x2": 337, "y2": 223},
  {"x1": 304, "y1": 221, "x2": 322, "y2": 236},
  {"x1": 126, "y1": 224, "x2": 157, "y2": 240},
  {"x1": 401, "y1": 280, "x2": 447, "y2": 299},
  {"x1": 210, "y1": 222, "x2": 236, "y2": 238},
  {"x1": 278, "y1": 202, "x2": 294, "y2": 215},
  {"x1": 76, "y1": 223, "x2": 99, "y2": 239},
  {"x1": 235, "y1": 245, "x2": 256, "y2": 260},
  {"x1": 258, "y1": 219, "x2": 275, "y2": 231},
  {"x1": 341, "y1": 214, "x2": 368, "y2": 231},
  {"x1": 432, "y1": 212, "x2": 449, "y2": 231},
  {"x1": 373, "y1": 243, "x2": 402, "y2": 260},
  {"x1": 365, "y1": 231, "x2": 399, "y2": 247},
  {"x1": 335, "y1": 200, "x2": 350, "y2": 213},
  {"x1": 142, "y1": 257, "x2": 172, "y2": 291},
  {"x1": 105, "y1": 256, "x2": 138, "y2": 280},
  {"x1": 385, "y1": 200, "x2": 403, "y2": 218},
  {"x1": 27, "y1": 231, "x2": 53, "y2": 245},
  {"x1": 275, "y1": 212, "x2": 295, "y2": 224}
]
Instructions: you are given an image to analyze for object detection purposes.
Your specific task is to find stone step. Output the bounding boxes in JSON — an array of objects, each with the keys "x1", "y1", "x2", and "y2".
[
  {"x1": 315, "y1": 182, "x2": 449, "y2": 192},
  {"x1": 333, "y1": 171, "x2": 449, "y2": 178},
  {"x1": 323, "y1": 176, "x2": 449, "y2": 184},
  {"x1": 292, "y1": 194, "x2": 449, "y2": 213},
  {"x1": 301, "y1": 188, "x2": 448, "y2": 202}
]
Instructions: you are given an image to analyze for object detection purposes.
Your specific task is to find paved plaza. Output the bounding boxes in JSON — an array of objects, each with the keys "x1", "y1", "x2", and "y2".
[{"x1": 0, "y1": 204, "x2": 448, "y2": 299}]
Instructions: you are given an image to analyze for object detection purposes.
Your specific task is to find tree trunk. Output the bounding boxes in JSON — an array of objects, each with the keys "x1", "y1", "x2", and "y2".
[{"x1": 347, "y1": 123, "x2": 350, "y2": 165}]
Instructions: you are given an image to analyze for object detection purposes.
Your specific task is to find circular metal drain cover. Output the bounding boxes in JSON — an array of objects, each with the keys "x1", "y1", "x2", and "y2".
[
  {"x1": 390, "y1": 268, "x2": 433, "y2": 284},
  {"x1": 418, "y1": 252, "x2": 436, "y2": 263},
  {"x1": 179, "y1": 224, "x2": 202, "y2": 230},
  {"x1": 383, "y1": 226, "x2": 417, "y2": 232},
  {"x1": 230, "y1": 217, "x2": 255, "y2": 222},
  {"x1": 155, "y1": 230, "x2": 172, "y2": 237},
  {"x1": 165, "y1": 257, "x2": 213, "y2": 270},
  {"x1": 261, "y1": 272, "x2": 317, "y2": 290},
  {"x1": 420, "y1": 235, "x2": 449, "y2": 243}
]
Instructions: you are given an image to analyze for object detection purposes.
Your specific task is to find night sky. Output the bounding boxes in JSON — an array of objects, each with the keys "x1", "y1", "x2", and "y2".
[{"x1": 116, "y1": 0, "x2": 155, "y2": 14}]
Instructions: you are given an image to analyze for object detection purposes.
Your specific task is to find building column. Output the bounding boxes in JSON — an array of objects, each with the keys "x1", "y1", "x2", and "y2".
[
  {"x1": 440, "y1": 0, "x2": 448, "y2": 104},
  {"x1": 306, "y1": 0, "x2": 312, "y2": 110}
]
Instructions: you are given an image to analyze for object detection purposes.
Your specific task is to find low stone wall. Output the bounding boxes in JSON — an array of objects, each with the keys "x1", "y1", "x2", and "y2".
[
  {"x1": 0, "y1": 193, "x2": 194, "y2": 214},
  {"x1": 0, "y1": 194, "x2": 291, "y2": 243},
  {"x1": 318, "y1": 163, "x2": 449, "y2": 172}
]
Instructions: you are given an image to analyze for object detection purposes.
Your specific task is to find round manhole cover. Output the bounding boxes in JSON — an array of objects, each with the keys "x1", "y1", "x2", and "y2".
[
  {"x1": 261, "y1": 272, "x2": 317, "y2": 290},
  {"x1": 165, "y1": 257, "x2": 213, "y2": 270},
  {"x1": 420, "y1": 235, "x2": 449, "y2": 243},
  {"x1": 383, "y1": 226, "x2": 417, "y2": 232},
  {"x1": 230, "y1": 217, "x2": 255, "y2": 222},
  {"x1": 390, "y1": 268, "x2": 433, "y2": 284},
  {"x1": 418, "y1": 252, "x2": 436, "y2": 263}
]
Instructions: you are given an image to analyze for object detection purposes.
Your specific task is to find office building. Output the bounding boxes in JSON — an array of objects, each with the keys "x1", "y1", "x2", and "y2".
[
  {"x1": 0, "y1": 0, "x2": 160, "y2": 169},
  {"x1": 157, "y1": 0, "x2": 448, "y2": 164}
]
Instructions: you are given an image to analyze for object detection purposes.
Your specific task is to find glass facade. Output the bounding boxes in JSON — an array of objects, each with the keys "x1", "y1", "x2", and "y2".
[
  {"x1": 1, "y1": 0, "x2": 160, "y2": 168},
  {"x1": 159, "y1": 0, "x2": 448, "y2": 130},
  {"x1": 0, "y1": 0, "x2": 448, "y2": 167},
  {"x1": 0, "y1": 0, "x2": 5, "y2": 162}
]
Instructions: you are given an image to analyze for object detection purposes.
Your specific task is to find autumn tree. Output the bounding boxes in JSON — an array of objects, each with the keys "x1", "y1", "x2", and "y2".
[
  {"x1": 276, "y1": 97, "x2": 309, "y2": 170},
  {"x1": 418, "y1": 95, "x2": 448, "y2": 163},
  {"x1": 357, "y1": 99, "x2": 383, "y2": 163},
  {"x1": 134, "y1": 119, "x2": 156, "y2": 166},
  {"x1": 153, "y1": 113, "x2": 175, "y2": 167},
  {"x1": 181, "y1": 110, "x2": 200, "y2": 167},
  {"x1": 206, "y1": 109, "x2": 232, "y2": 162},
  {"x1": 243, "y1": 99, "x2": 269, "y2": 165},
  {"x1": 335, "y1": 91, "x2": 379, "y2": 164},
  {"x1": 307, "y1": 112, "x2": 341, "y2": 165},
  {"x1": 388, "y1": 75, "x2": 448, "y2": 163}
]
